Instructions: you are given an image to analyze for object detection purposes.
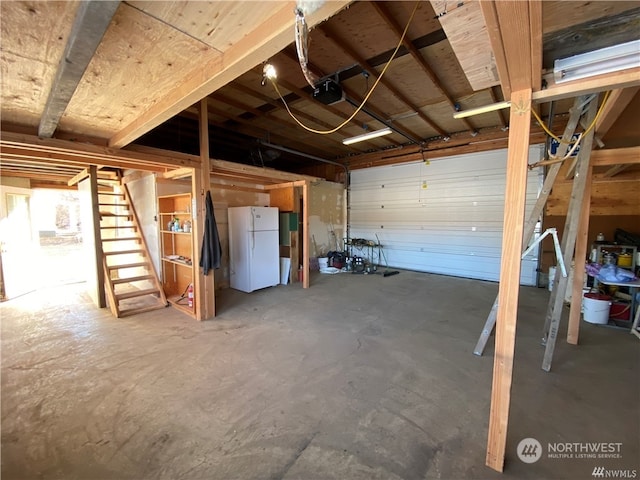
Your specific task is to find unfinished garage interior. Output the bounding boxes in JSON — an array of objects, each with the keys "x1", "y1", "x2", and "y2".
[{"x1": 1, "y1": 1, "x2": 639, "y2": 478}]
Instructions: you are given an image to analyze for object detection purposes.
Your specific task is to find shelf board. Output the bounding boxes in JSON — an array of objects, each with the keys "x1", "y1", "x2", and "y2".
[
  {"x1": 160, "y1": 230, "x2": 191, "y2": 235},
  {"x1": 159, "y1": 212, "x2": 191, "y2": 216},
  {"x1": 162, "y1": 257, "x2": 193, "y2": 268},
  {"x1": 167, "y1": 294, "x2": 194, "y2": 316}
]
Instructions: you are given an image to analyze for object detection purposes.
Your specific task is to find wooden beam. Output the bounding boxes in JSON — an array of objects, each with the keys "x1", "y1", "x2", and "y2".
[
  {"x1": 108, "y1": 1, "x2": 350, "y2": 148},
  {"x1": 263, "y1": 181, "x2": 307, "y2": 190},
  {"x1": 88, "y1": 165, "x2": 106, "y2": 308},
  {"x1": 319, "y1": 23, "x2": 446, "y2": 137},
  {"x1": 302, "y1": 181, "x2": 310, "y2": 289},
  {"x1": 603, "y1": 164, "x2": 631, "y2": 177},
  {"x1": 486, "y1": 88, "x2": 532, "y2": 473},
  {"x1": 122, "y1": 144, "x2": 322, "y2": 184},
  {"x1": 372, "y1": 2, "x2": 476, "y2": 132},
  {"x1": 591, "y1": 146, "x2": 640, "y2": 166},
  {"x1": 1, "y1": 132, "x2": 199, "y2": 169},
  {"x1": 162, "y1": 167, "x2": 193, "y2": 180},
  {"x1": 567, "y1": 158, "x2": 593, "y2": 345},
  {"x1": 529, "y1": 0, "x2": 543, "y2": 92},
  {"x1": 194, "y1": 98, "x2": 215, "y2": 321},
  {"x1": 67, "y1": 168, "x2": 89, "y2": 187},
  {"x1": 209, "y1": 181, "x2": 265, "y2": 194},
  {"x1": 494, "y1": 1, "x2": 532, "y2": 92},
  {"x1": 208, "y1": 94, "x2": 354, "y2": 150},
  {"x1": 280, "y1": 47, "x2": 425, "y2": 144},
  {"x1": 533, "y1": 67, "x2": 640, "y2": 103},
  {"x1": 38, "y1": 1, "x2": 120, "y2": 137},
  {"x1": 596, "y1": 87, "x2": 639, "y2": 137},
  {"x1": 473, "y1": 96, "x2": 587, "y2": 357},
  {"x1": 246, "y1": 68, "x2": 383, "y2": 151},
  {"x1": 479, "y1": 1, "x2": 511, "y2": 99}
]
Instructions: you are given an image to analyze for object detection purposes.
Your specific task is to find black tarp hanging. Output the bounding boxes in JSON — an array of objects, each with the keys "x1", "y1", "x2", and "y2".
[{"x1": 199, "y1": 191, "x2": 222, "y2": 274}]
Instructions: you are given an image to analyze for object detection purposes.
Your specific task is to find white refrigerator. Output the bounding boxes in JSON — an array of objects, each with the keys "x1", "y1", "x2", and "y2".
[{"x1": 228, "y1": 206, "x2": 280, "y2": 293}]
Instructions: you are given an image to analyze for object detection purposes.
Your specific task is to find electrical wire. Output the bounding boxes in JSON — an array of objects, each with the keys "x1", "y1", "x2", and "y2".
[
  {"x1": 295, "y1": 8, "x2": 318, "y2": 88},
  {"x1": 269, "y1": 1, "x2": 421, "y2": 135},
  {"x1": 529, "y1": 90, "x2": 611, "y2": 168}
]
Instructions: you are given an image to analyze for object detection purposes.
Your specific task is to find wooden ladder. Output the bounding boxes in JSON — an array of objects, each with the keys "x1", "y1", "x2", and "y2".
[{"x1": 98, "y1": 170, "x2": 167, "y2": 317}]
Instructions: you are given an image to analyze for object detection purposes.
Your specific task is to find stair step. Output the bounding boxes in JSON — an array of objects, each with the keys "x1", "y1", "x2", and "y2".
[
  {"x1": 100, "y1": 212, "x2": 132, "y2": 218},
  {"x1": 118, "y1": 302, "x2": 169, "y2": 318},
  {"x1": 98, "y1": 192, "x2": 124, "y2": 197},
  {"x1": 115, "y1": 288, "x2": 160, "y2": 301},
  {"x1": 104, "y1": 249, "x2": 145, "y2": 256},
  {"x1": 102, "y1": 237, "x2": 140, "y2": 243},
  {"x1": 107, "y1": 262, "x2": 149, "y2": 270},
  {"x1": 111, "y1": 275, "x2": 154, "y2": 285},
  {"x1": 100, "y1": 225, "x2": 136, "y2": 230},
  {"x1": 99, "y1": 203, "x2": 124, "y2": 207}
]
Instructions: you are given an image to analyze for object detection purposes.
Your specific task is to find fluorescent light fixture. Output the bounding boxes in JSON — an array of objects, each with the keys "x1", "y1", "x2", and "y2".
[
  {"x1": 554, "y1": 39, "x2": 640, "y2": 84},
  {"x1": 342, "y1": 127, "x2": 393, "y2": 145},
  {"x1": 453, "y1": 101, "x2": 511, "y2": 119}
]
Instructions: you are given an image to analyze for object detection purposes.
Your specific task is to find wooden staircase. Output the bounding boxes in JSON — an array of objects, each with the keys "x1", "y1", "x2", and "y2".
[{"x1": 98, "y1": 170, "x2": 167, "y2": 317}]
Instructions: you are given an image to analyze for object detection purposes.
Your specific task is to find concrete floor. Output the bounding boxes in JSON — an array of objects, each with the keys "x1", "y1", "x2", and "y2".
[{"x1": 1, "y1": 271, "x2": 638, "y2": 480}]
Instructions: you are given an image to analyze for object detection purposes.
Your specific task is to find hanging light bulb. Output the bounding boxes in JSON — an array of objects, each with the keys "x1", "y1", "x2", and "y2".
[{"x1": 261, "y1": 63, "x2": 277, "y2": 86}]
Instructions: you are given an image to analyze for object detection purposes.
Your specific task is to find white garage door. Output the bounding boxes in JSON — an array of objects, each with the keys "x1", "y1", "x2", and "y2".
[{"x1": 349, "y1": 146, "x2": 544, "y2": 285}]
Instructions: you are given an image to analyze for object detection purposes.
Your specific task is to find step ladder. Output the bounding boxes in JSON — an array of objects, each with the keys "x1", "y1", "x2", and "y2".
[{"x1": 98, "y1": 170, "x2": 167, "y2": 317}]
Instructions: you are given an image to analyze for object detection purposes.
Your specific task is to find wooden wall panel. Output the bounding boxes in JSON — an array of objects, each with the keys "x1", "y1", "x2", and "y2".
[
  {"x1": 546, "y1": 172, "x2": 640, "y2": 216},
  {"x1": 270, "y1": 187, "x2": 295, "y2": 212}
]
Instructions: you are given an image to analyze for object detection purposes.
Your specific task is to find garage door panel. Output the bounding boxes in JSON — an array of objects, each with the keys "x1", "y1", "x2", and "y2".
[{"x1": 349, "y1": 147, "x2": 544, "y2": 285}]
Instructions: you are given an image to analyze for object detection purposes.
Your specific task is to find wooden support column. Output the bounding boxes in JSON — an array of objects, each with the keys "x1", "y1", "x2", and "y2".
[
  {"x1": 302, "y1": 181, "x2": 309, "y2": 289},
  {"x1": 473, "y1": 96, "x2": 588, "y2": 356},
  {"x1": 567, "y1": 159, "x2": 593, "y2": 345},
  {"x1": 486, "y1": 88, "x2": 532, "y2": 473},
  {"x1": 192, "y1": 98, "x2": 215, "y2": 320}
]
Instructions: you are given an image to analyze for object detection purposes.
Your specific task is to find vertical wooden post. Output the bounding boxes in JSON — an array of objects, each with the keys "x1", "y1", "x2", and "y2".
[
  {"x1": 302, "y1": 181, "x2": 310, "y2": 288},
  {"x1": 474, "y1": 97, "x2": 588, "y2": 356},
  {"x1": 567, "y1": 161, "x2": 593, "y2": 344},
  {"x1": 193, "y1": 98, "x2": 215, "y2": 320},
  {"x1": 86, "y1": 165, "x2": 106, "y2": 308},
  {"x1": 486, "y1": 88, "x2": 532, "y2": 473}
]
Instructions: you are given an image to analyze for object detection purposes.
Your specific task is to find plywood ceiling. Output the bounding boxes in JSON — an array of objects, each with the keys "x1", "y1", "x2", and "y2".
[{"x1": 1, "y1": 0, "x2": 639, "y2": 185}]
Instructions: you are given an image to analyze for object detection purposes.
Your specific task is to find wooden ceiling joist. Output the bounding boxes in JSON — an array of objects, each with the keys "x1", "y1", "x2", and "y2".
[
  {"x1": 209, "y1": 91, "x2": 366, "y2": 152},
  {"x1": 267, "y1": 57, "x2": 396, "y2": 150},
  {"x1": 38, "y1": 1, "x2": 120, "y2": 138},
  {"x1": 184, "y1": 104, "x2": 332, "y2": 160},
  {"x1": 595, "y1": 87, "x2": 640, "y2": 138},
  {"x1": 371, "y1": 2, "x2": 477, "y2": 133},
  {"x1": 319, "y1": 22, "x2": 447, "y2": 138},
  {"x1": 1, "y1": 132, "x2": 199, "y2": 169},
  {"x1": 479, "y1": 1, "x2": 512, "y2": 100},
  {"x1": 127, "y1": 144, "x2": 321, "y2": 187}
]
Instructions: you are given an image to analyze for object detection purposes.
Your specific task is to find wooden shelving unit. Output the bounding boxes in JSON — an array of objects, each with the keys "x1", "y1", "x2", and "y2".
[{"x1": 158, "y1": 193, "x2": 195, "y2": 318}]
